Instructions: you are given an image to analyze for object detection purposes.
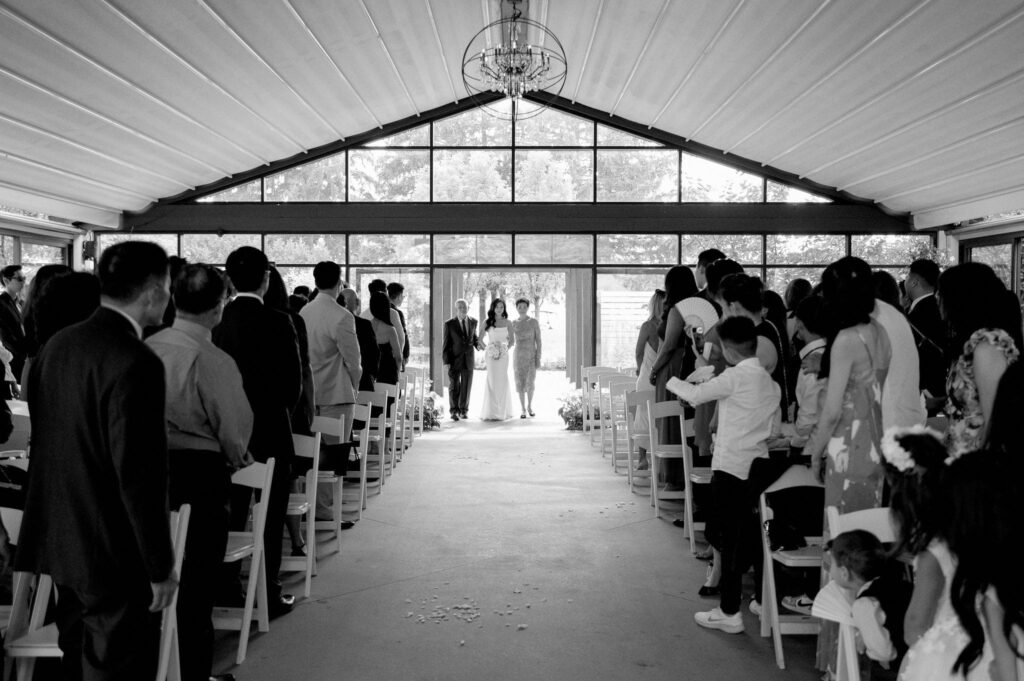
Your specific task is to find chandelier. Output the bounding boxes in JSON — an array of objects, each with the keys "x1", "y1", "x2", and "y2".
[{"x1": 461, "y1": 0, "x2": 567, "y2": 120}]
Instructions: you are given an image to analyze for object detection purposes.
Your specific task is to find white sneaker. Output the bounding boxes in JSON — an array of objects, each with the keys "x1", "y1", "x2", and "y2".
[
  {"x1": 749, "y1": 600, "x2": 762, "y2": 616},
  {"x1": 694, "y1": 607, "x2": 744, "y2": 634}
]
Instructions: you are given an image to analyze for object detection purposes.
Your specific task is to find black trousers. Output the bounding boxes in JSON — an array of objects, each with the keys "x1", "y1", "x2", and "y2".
[
  {"x1": 169, "y1": 449, "x2": 231, "y2": 681},
  {"x1": 710, "y1": 471, "x2": 762, "y2": 615},
  {"x1": 448, "y1": 361, "x2": 473, "y2": 414},
  {"x1": 55, "y1": 580, "x2": 160, "y2": 681}
]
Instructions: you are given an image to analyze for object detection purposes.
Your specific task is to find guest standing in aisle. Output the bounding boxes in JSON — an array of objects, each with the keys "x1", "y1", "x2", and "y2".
[
  {"x1": 442, "y1": 298, "x2": 482, "y2": 421},
  {"x1": 511, "y1": 298, "x2": 542, "y2": 418},
  {"x1": 0, "y1": 264, "x2": 27, "y2": 397},
  {"x1": 388, "y1": 281, "x2": 411, "y2": 370}
]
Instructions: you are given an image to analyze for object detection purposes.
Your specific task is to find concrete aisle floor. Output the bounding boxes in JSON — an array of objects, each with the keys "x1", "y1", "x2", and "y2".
[{"x1": 217, "y1": 390, "x2": 820, "y2": 681}]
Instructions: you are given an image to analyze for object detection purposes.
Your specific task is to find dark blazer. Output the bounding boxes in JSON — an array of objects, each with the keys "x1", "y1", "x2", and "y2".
[
  {"x1": 908, "y1": 294, "x2": 947, "y2": 396},
  {"x1": 213, "y1": 296, "x2": 301, "y2": 462},
  {"x1": 354, "y1": 315, "x2": 380, "y2": 392},
  {"x1": 16, "y1": 308, "x2": 173, "y2": 594},
  {"x1": 442, "y1": 316, "x2": 480, "y2": 368},
  {"x1": 393, "y1": 304, "x2": 411, "y2": 364},
  {"x1": 0, "y1": 291, "x2": 26, "y2": 379},
  {"x1": 287, "y1": 309, "x2": 316, "y2": 434}
]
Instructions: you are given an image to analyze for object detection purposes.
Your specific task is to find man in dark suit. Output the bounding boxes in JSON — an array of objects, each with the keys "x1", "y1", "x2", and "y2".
[
  {"x1": 0, "y1": 264, "x2": 27, "y2": 394},
  {"x1": 905, "y1": 258, "x2": 947, "y2": 405},
  {"x1": 342, "y1": 288, "x2": 380, "y2": 391},
  {"x1": 442, "y1": 298, "x2": 482, "y2": 421},
  {"x1": 388, "y1": 282, "x2": 411, "y2": 370},
  {"x1": 214, "y1": 246, "x2": 302, "y2": 616},
  {"x1": 695, "y1": 248, "x2": 726, "y2": 316},
  {"x1": 16, "y1": 241, "x2": 177, "y2": 680}
]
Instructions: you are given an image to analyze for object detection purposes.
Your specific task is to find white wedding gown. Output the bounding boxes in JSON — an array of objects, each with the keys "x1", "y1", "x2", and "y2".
[{"x1": 480, "y1": 326, "x2": 516, "y2": 421}]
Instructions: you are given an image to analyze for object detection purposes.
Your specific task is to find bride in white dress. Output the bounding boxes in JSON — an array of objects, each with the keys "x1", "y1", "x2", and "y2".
[{"x1": 480, "y1": 299, "x2": 516, "y2": 421}]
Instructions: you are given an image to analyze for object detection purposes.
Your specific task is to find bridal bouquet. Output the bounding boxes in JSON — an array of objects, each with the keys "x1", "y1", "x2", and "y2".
[{"x1": 487, "y1": 342, "x2": 507, "y2": 360}]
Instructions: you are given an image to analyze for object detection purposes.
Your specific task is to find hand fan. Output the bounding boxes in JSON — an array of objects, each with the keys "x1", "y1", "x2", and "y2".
[
  {"x1": 685, "y1": 365, "x2": 716, "y2": 383},
  {"x1": 675, "y1": 297, "x2": 719, "y2": 334},
  {"x1": 812, "y1": 580, "x2": 854, "y2": 624}
]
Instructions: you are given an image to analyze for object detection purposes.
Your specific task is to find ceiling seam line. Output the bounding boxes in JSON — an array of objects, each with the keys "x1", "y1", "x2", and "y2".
[
  {"x1": 0, "y1": 5, "x2": 270, "y2": 168},
  {"x1": 877, "y1": 151, "x2": 1024, "y2": 203},
  {"x1": 423, "y1": 0, "x2": 460, "y2": 104},
  {"x1": 195, "y1": 0, "x2": 346, "y2": 139},
  {"x1": 917, "y1": 184, "x2": 1024, "y2": 216},
  {"x1": 648, "y1": 0, "x2": 748, "y2": 129},
  {"x1": 763, "y1": 4, "x2": 1024, "y2": 166},
  {"x1": 689, "y1": 0, "x2": 833, "y2": 140},
  {"x1": 723, "y1": 0, "x2": 935, "y2": 155},
  {"x1": 609, "y1": 0, "x2": 673, "y2": 117},
  {"x1": 803, "y1": 67, "x2": 1024, "y2": 177},
  {"x1": 0, "y1": 178, "x2": 122, "y2": 213},
  {"x1": 0, "y1": 66, "x2": 231, "y2": 176},
  {"x1": 280, "y1": 0, "x2": 383, "y2": 127},
  {"x1": 98, "y1": 0, "x2": 307, "y2": 152},
  {"x1": 0, "y1": 150, "x2": 156, "y2": 202},
  {"x1": 0, "y1": 112, "x2": 193, "y2": 190},
  {"x1": 356, "y1": 0, "x2": 421, "y2": 115},
  {"x1": 570, "y1": 0, "x2": 605, "y2": 104}
]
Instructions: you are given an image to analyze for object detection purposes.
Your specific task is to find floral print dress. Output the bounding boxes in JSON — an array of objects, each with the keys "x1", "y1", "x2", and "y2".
[{"x1": 944, "y1": 328, "x2": 1019, "y2": 459}]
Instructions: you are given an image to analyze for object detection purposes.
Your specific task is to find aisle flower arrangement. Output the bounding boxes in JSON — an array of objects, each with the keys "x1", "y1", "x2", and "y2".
[
  {"x1": 557, "y1": 389, "x2": 588, "y2": 431},
  {"x1": 411, "y1": 378, "x2": 444, "y2": 430}
]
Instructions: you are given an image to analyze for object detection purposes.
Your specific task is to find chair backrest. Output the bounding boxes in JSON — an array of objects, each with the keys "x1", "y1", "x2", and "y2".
[
  {"x1": 231, "y1": 458, "x2": 275, "y2": 492},
  {"x1": 625, "y1": 388, "x2": 655, "y2": 410},
  {"x1": 375, "y1": 382, "x2": 398, "y2": 398},
  {"x1": 312, "y1": 412, "x2": 344, "y2": 439},
  {"x1": 647, "y1": 400, "x2": 692, "y2": 452},
  {"x1": 826, "y1": 506, "x2": 895, "y2": 544},
  {"x1": 292, "y1": 432, "x2": 322, "y2": 495},
  {"x1": 357, "y1": 390, "x2": 388, "y2": 407},
  {"x1": 156, "y1": 504, "x2": 191, "y2": 681}
]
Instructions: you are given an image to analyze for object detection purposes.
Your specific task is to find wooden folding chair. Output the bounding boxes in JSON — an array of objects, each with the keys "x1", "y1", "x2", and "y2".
[
  {"x1": 623, "y1": 388, "x2": 654, "y2": 493},
  {"x1": 825, "y1": 505, "x2": 896, "y2": 681},
  {"x1": 5, "y1": 506, "x2": 191, "y2": 681},
  {"x1": 758, "y1": 464, "x2": 824, "y2": 670},
  {"x1": 647, "y1": 400, "x2": 693, "y2": 518},
  {"x1": 213, "y1": 459, "x2": 275, "y2": 665},
  {"x1": 280, "y1": 432, "x2": 321, "y2": 597}
]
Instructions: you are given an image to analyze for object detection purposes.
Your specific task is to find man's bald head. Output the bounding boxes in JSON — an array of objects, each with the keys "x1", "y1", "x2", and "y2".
[{"x1": 340, "y1": 287, "x2": 359, "y2": 313}]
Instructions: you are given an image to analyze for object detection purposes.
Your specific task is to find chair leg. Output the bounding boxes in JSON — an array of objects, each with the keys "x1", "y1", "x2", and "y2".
[
  {"x1": 255, "y1": 554, "x2": 270, "y2": 634},
  {"x1": 685, "y1": 488, "x2": 697, "y2": 552},
  {"x1": 305, "y1": 506, "x2": 316, "y2": 594}
]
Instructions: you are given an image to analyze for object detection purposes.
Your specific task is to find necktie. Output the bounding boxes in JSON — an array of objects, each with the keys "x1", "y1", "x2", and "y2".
[{"x1": 462, "y1": 318, "x2": 468, "y2": 337}]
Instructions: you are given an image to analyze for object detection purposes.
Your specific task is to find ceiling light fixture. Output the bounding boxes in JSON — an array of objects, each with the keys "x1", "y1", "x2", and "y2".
[{"x1": 461, "y1": 0, "x2": 567, "y2": 120}]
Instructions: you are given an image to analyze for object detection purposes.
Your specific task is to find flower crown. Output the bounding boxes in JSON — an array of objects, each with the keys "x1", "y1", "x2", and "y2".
[{"x1": 880, "y1": 424, "x2": 945, "y2": 472}]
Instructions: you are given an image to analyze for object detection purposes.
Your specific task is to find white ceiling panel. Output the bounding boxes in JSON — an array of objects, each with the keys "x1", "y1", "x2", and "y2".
[{"x1": 1, "y1": 0, "x2": 1022, "y2": 228}]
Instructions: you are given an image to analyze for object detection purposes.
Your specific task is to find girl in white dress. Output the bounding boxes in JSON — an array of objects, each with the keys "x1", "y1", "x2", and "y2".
[{"x1": 480, "y1": 299, "x2": 516, "y2": 421}]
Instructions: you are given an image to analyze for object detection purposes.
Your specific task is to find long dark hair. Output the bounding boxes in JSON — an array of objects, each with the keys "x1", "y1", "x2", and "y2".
[
  {"x1": 485, "y1": 298, "x2": 508, "y2": 331},
  {"x1": 34, "y1": 272, "x2": 100, "y2": 350},
  {"x1": 21, "y1": 263, "x2": 72, "y2": 356},
  {"x1": 818, "y1": 257, "x2": 875, "y2": 379},
  {"x1": 883, "y1": 432, "x2": 949, "y2": 558},
  {"x1": 784, "y1": 278, "x2": 812, "y2": 315},
  {"x1": 659, "y1": 266, "x2": 697, "y2": 339},
  {"x1": 369, "y1": 291, "x2": 392, "y2": 325},
  {"x1": 938, "y1": 262, "x2": 1023, "y2": 357},
  {"x1": 263, "y1": 266, "x2": 288, "y2": 312},
  {"x1": 946, "y1": 450, "x2": 1024, "y2": 675}
]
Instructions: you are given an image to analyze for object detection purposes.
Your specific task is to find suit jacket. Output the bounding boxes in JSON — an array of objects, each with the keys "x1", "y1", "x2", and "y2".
[
  {"x1": 0, "y1": 291, "x2": 26, "y2": 379},
  {"x1": 908, "y1": 294, "x2": 947, "y2": 397},
  {"x1": 442, "y1": 316, "x2": 479, "y2": 369},
  {"x1": 299, "y1": 294, "x2": 361, "y2": 405},
  {"x1": 393, "y1": 304, "x2": 411, "y2": 364},
  {"x1": 16, "y1": 308, "x2": 173, "y2": 594},
  {"x1": 213, "y1": 296, "x2": 301, "y2": 461},
  {"x1": 353, "y1": 315, "x2": 380, "y2": 392}
]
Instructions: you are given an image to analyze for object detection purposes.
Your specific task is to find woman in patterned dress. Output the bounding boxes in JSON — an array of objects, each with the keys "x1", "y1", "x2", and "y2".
[
  {"x1": 937, "y1": 262, "x2": 1021, "y2": 459},
  {"x1": 802, "y1": 257, "x2": 892, "y2": 673},
  {"x1": 511, "y1": 298, "x2": 542, "y2": 418}
]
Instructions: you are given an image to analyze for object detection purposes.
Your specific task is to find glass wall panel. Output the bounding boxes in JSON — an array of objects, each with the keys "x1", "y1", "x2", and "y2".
[
  {"x1": 364, "y1": 125, "x2": 429, "y2": 147},
  {"x1": 597, "y1": 124, "x2": 662, "y2": 147},
  {"x1": 264, "y1": 154, "x2": 345, "y2": 202},
  {"x1": 19, "y1": 242, "x2": 67, "y2": 283},
  {"x1": 680, "y1": 234, "x2": 762, "y2": 265},
  {"x1": 265, "y1": 234, "x2": 346, "y2": 264},
  {"x1": 515, "y1": 234, "x2": 592, "y2": 264},
  {"x1": 348, "y1": 150, "x2": 429, "y2": 201},
  {"x1": 276, "y1": 266, "x2": 316, "y2": 297},
  {"x1": 349, "y1": 234, "x2": 430, "y2": 264},
  {"x1": 764, "y1": 267, "x2": 825, "y2": 296},
  {"x1": 96, "y1": 233, "x2": 179, "y2": 258},
  {"x1": 433, "y1": 150, "x2": 511, "y2": 202},
  {"x1": 434, "y1": 234, "x2": 512, "y2": 264},
  {"x1": 196, "y1": 180, "x2": 261, "y2": 203},
  {"x1": 181, "y1": 234, "x2": 261, "y2": 263},
  {"x1": 515, "y1": 106, "x2": 593, "y2": 146},
  {"x1": 515, "y1": 150, "x2": 593, "y2": 201},
  {"x1": 596, "y1": 234, "x2": 677, "y2": 265},
  {"x1": 681, "y1": 153, "x2": 763, "y2": 202},
  {"x1": 767, "y1": 234, "x2": 845, "y2": 265},
  {"x1": 851, "y1": 234, "x2": 933, "y2": 266},
  {"x1": 596, "y1": 150, "x2": 678, "y2": 202},
  {"x1": 766, "y1": 180, "x2": 831, "y2": 203},
  {"x1": 596, "y1": 270, "x2": 665, "y2": 369},
  {"x1": 969, "y1": 243, "x2": 1013, "y2": 289},
  {"x1": 0, "y1": 235, "x2": 15, "y2": 266},
  {"x1": 433, "y1": 104, "x2": 511, "y2": 146},
  {"x1": 349, "y1": 267, "x2": 430, "y2": 368}
]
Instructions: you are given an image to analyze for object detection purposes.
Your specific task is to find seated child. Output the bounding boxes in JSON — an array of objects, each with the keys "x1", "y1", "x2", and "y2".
[
  {"x1": 671, "y1": 316, "x2": 781, "y2": 634},
  {"x1": 828, "y1": 529, "x2": 912, "y2": 676}
]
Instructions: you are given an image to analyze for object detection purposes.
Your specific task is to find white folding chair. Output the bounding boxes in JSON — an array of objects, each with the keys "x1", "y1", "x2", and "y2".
[
  {"x1": 758, "y1": 464, "x2": 824, "y2": 670},
  {"x1": 311, "y1": 413, "x2": 346, "y2": 545},
  {"x1": 647, "y1": 400, "x2": 693, "y2": 518},
  {"x1": 582, "y1": 366, "x2": 615, "y2": 441},
  {"x1": 681, "y1": 434, "x2": 712, "y2": 553},
  {"x1": 825, "y1": 505, "x2": 896, "y2": 681},
  {"x1": 280, "y1": 432, "x2": 321, "y2": 598},
  {"x1": 213, "y1": 459, "x2": 275, "y2": 665},
  {"x1": 375, "y1": 382, "x2": 399, "y2": 477},
  {"x1": 5, "y1": 506, "x2": 191, "y2": 681},
  {"x1": 408, "y1": 366, "x2": 426, "y2": 438},
  {"x1": 607, "y1": 375, "x2": 638, "y2": 473},
  {"x1": 595, "y1": 370, "x2": 626, "y2": 453},
  {"x1": 343, "y1": 402, "x2": 375, "y2": 519},
  {"x1": 623, "y1": 388, "x2": 654, "y2": 493},
  {"x1": 357, "y1": 390, "x2": 390, "y2": 496}
]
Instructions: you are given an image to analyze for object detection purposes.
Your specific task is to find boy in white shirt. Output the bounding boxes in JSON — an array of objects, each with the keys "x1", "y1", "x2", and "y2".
[{"x1": 670, "y1": 316, "x2": 781, "y2": 633}]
